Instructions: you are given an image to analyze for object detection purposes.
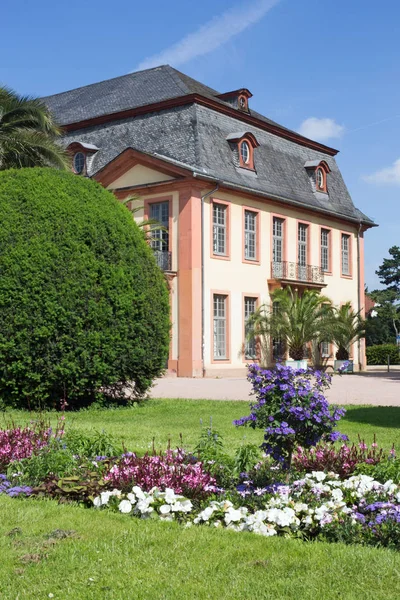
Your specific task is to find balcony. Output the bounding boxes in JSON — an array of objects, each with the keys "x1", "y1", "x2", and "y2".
[
  {"x1": 153, "y1": 250, "x2": 172, "y2": 271},
  {"x1": 270, "y1": 261, "x2": 325, "y2": 287}
]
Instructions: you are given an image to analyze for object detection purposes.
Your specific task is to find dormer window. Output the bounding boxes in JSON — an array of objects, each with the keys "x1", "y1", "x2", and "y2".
[
  {"x1": 217, "y1": 88, "x2": 252, "y2": 112},
  {"x1": 240, "y1": 141, "x2": 251, "y2": 165},
  {"x1": 226, "y1": 132, "x2": 259, "y2": 171},
  {"x1": 304, "y1": 159, "x2": 331, "y2": 194},
  {"x1": 67, "y1": 141, "x2": 100, "y2": 176},
  {"x1": 73, "y1": 152, "x2": 85, "y2": 174},
  {"x1": 316, "y1": 167, "x2": 325, "y2": 191}
]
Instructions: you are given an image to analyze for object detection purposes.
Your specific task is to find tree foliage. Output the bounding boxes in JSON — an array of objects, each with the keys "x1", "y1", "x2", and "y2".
[
  {"x1": 246, "y1": 288, "x2": 335, "y2": 362},
  {"x1": 367, "y1": 246, "x2": 400, "y2": 344},
  {"x1": 0, "y1": 168, "x2": 170, "y2": 409},
  {"x1": 332, "y1": 303, "x2": 365, "y2": 360},
  {"x1": 0, "y1": 86, "x2": 68, "y2": 170}
]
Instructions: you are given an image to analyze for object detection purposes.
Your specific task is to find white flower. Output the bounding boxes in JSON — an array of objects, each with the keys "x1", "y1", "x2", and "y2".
[
  {"x1": 303, "y1": 515, "x2": 313, "y2": 526},
  {"x1": 127, "y1": 493, "x2": 136, "y2": 504},
  {"x1": 93, "y1": 496, "x2": 102, "y2": 508},
  {"x1": 164, "y1": 488, "x2": 178, "y2": 504},
  {"x1": 119, "y1": 500, "x2": 132, "y2": 514},
  {"x1": 320, "y1": 513, "x2": 333, "y2": 526},
  {"x1": 160, "y1": 514, "x2": 174, "y2": 522},
  {"x1": 383, "y1": 480, "x2": 397, "y2": 495},
  {"x1": 330, "y1": 488, "x2": 343, "y2": 503},
  {"x1": 184, "y1": 521, "x2": 193, "y2": 528},
  {"x1": 171, "y1": 500, "x2": 193, "y2": 513},
  {"x1": 253, "y1": 522, "x2": 277, "y2": 537},
  {"x1": 311, "y1": 471, "x2": 327, "y2": 482},
  {"x1": 159, "y1": 504, "x2": 171, "y2": 515},
  {"x1": 136, "y1": 498, "x2": 154, "y2": 514},
  {"x1": 224, "y1": 507, "x2": 247, "y2": 525},
  {"x1": 132, "y1": 486, "x2": 146, "y2": 500},
  {"x1": 314, "y1": 505, "x2": 329, "y2": 521},
  {"x1": 198, "y1": 506, "x2": 215, "y2": 522},
  {"x1": 293, "y1": 503, "x2": 308, "y2": 513}
]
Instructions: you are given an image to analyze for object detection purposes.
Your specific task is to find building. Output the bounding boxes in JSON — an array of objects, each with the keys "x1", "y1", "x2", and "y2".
[{"x1": 43, "y1": 65, "x2": 376, "y2": 376}]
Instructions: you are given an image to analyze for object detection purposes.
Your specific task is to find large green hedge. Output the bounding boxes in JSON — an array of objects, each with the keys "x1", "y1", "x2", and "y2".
[
  {"x1": 366, "y1": 344, "x2": 400, "y2": 366},
  {"x1": 0, "y1": 168, "x2": 170, "y2": 409}
]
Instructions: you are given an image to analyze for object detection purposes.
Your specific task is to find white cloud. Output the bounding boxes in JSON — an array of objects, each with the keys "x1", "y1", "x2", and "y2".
[
  {"x1": 135, "y1": 0, "x2": 280, "y2": 71},
  {"x1": 297, "y1": 118, "x2": 345, "y2": 142},
  {"x1": 363, "y1": 158, "x2": 400, "y2": 185}
]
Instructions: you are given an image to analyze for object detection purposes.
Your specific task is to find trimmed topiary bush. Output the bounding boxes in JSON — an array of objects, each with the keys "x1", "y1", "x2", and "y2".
[
  {"x1": 0, "y1": 168, "x2": 170, "y2": 409},
  {"x1": 366, "y1": 344, "x2": 400, "y2": 366}
]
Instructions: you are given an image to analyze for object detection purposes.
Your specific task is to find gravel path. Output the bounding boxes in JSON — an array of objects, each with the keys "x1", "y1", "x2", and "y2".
[{"x1": 150, "y1": 371, "x2": 400, "y2": 406}]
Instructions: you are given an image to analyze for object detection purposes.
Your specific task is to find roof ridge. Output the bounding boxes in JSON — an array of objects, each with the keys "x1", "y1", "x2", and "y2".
[{"x1": 41, "y1": 64, "x2": 171, "y2": 100}]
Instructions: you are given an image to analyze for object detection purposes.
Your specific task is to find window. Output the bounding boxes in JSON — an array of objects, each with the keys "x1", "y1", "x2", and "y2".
[
  {"x1": 272, "y1": 217, "x2": 284, "y2": 277},
  {"x1": 213, "y1": 203, "x2": 227, "y2": 256},
  {"x1": 73, "y1": 152, "x2": 85, "y2": 174},
  {"x1": 244, "y1": 297, "x2": 257, "y2": 359},
  {"x1": 341, "y1": 234, "x2": 351, "y2": 276},
  {"x1": 316, "y1": 168, "x2": 325, "y2": 191},
  {"x1": 240, "y1": 141, "x2": 250, "y2": 165},
  {"x1": 150, "y1": 201, "x2": 169, "y2": 252},
  {"x1": 213, "y1": 294, "x2": 228, "y2": 360},
  {"x1": 244, "y1": 210, "x2": 257, "y2": 261},
  {"x1": 298, "y1": 224, "x2": 308, "y2": 266},
  {"x1": 321, "y1": 228, "x2": 330, "y2": 272},
  {"x1": 239, "y1": 96, "x2": 247, "y2": 110},
  {"x1": 298, "y1": 223, "x2": 308, "y2": 280},
  {"x1": 320, "y1": 341, "x2": 330, "y2": 358}
]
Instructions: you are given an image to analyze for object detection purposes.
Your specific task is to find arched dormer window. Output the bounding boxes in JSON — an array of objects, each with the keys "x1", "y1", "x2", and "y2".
[
  {"x1": 67, "y1": 141, "x2": 100, "y2": 176},
  {"x1": 304, "y1": 159, "x2": 331, "y2": 193},
  {"x1": 226, "y1": 132, "x2": 260, "y2": 171}
]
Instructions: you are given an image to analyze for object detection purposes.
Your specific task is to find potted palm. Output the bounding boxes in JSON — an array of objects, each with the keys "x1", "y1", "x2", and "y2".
[
  {"x1": 332, "y1": 303, "x2": 365, "y2": 373},
  {"x1": 245, "y1": 287, "x2": 335, "y2": 369}
]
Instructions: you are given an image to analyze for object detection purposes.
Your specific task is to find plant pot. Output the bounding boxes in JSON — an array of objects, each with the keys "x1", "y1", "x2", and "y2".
[
  {"x1": 285, "y1": 359, "x2": 308, "y2": 370},
  {"x1": 334, "y1": 359, "x2": 354, "y2": 373}
]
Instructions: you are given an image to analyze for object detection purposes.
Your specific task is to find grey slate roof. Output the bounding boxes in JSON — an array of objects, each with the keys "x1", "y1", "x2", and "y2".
[
  {"x1": 43, "y1": 65, "x2": 289, "y2": 131},
  {"x1": 43, "y1": 66, "x2": 375, "y2": 226}
]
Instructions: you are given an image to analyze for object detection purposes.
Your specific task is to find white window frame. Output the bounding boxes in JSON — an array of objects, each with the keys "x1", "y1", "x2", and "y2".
[
  {"x1": 213, "y1": 204, "x2": 227, "y2": 256},
  {"x1": 341, "y1": 234, "x2": 350, "y2": 276},
  {"x1": 244, "y1": 296, "x2": 257, "y2": 359},
  {"x1": 244, "y1": 210, "x2": 257, "y2": 261},
  {"x1": 213, "y1": 294, "x2": 228, "y2": 360},
  {"x1": 321, "y1": 228, "x2": 330, "y2": 272}
]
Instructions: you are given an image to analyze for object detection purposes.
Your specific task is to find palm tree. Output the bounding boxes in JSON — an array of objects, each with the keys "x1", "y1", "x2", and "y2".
[
  {"x1": 246, "y1": 287, "x2": 335, "y2": 364},
  {"x1": 332, "y1": 302, "x2": 365, "y2": 360},
  {"x1": 0, "y1": 86, "x2": 68, "y2": 170}
]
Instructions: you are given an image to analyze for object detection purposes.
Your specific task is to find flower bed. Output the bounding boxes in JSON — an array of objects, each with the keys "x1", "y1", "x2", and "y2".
[
  {"x1": 92, "y1": 471, "x2": 400, "y2": 549},
  {"x1": 1, "y1": 366, "x2": 399, "y2": 551}
]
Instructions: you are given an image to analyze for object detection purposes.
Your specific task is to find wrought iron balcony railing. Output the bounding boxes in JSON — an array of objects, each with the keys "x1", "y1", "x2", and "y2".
[
  {"x1": 153, "y1": 250, "x2": 172, "y2": 271},
  {"x1": 271, "y1": 261, "x2": 325, "y2": 285}
]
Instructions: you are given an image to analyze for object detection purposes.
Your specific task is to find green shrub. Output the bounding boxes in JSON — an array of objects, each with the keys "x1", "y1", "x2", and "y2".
[
  {"x1": 0, "y1": 168, "x2": 170, "y2": 409},
  {"x1": 365, "y1": 344, "x2": 400, "y2": 365}
]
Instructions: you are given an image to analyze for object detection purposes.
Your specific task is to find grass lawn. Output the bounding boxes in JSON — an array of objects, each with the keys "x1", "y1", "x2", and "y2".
[
  {"x1": 1, "y1": 495, "x2": 400, "y2": 600},
  {"x1": 2, "y1": 400, "x2": 400, "y2": 454},
  {"x1": 1, "y1": 399, "x2": 400, "y2": 599}
]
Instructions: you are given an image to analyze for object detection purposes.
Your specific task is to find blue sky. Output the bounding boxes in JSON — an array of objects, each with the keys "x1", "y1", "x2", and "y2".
[{"x1": 2, "y1": 0, "x2": 399, "y2": 288}]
